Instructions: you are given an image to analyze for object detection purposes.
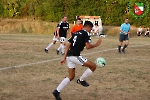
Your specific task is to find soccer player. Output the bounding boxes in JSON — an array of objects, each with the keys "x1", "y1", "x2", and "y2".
[
  {"x1": 69, "y1": 18, "x2": 83, "y2": 37},
  {"x1": 52, "y1": 21, "x2": 102, "y2": 100},
  {"x1": 137, "y1": 26, "x2": 143, "y2": 36},
  {"x1": 118, "y1": 18, "x2": 130, "y2": 54},
  {"x1": 92, "y1": 23, "x2": 99, "y2": 36},
  {"x1": 56, "y1": 16, "x2": 70, "y2": 55},
  {"x1": 44, "y1": 28, "x2": 59, "y2": 53},
  {"x1": 144, "y1": 28, "x2": 150, "y2": 36}
]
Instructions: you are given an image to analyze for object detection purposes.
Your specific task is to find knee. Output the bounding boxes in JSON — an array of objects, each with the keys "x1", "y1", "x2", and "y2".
[
  {"x1": 89, "y1": 64, "x2": 96, "y2": 72},
  {"x1": 68, "y1": 75, "x2": 75, "y2": 81},
  {"x1": 126, "y1": 42, "x2": 129, "y2": 45}
]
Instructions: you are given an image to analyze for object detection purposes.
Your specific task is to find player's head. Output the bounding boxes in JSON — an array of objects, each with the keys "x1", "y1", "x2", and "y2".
[
  {"x1": 62, "y1": 16, "x2": 68, "y2": 22},
  {"x1": 76, "y1": 18, "x2": 82, "y2": 25},
  {"x1": 125, "y1": 18, "x2": 129, "y2": 24},
  {"x1": 83, "y1": 21, "x2": 93, "y2": 32}
]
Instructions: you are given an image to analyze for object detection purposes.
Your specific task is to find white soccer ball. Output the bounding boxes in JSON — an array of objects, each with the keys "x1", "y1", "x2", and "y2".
[{"x1": 95, "y1": 57, "x2": 106, "y2": 67}]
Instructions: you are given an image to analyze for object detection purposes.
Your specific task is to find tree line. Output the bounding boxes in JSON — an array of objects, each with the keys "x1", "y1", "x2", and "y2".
[{"x1": 0, "y1": 0, "x2": 149, "y2": 27}]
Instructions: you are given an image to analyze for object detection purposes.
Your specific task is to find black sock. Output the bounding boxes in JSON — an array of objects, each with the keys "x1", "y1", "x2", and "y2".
[
  {"x1": 118, "y1": 45, "x2": 121, "y2": 52},
  {"x1": 122, "y1": 44, "x2": 128, "y2": 51}
]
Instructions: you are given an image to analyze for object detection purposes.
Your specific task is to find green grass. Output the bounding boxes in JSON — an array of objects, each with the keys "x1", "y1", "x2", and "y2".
[{"x1": 0, "y1": 33, "x2": 150, "y2": 100}]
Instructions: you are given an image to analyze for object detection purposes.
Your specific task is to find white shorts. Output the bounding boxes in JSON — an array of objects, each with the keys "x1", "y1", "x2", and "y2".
[
  {"x1": 59, "y1": 37, "x2": 66, "y2": 42},
  {"x1": 66, "y1": 56, "x2": 88, "y2": 68},
  {"x1": 53, "y1": 36, "x2": 59, "y2": 42}
]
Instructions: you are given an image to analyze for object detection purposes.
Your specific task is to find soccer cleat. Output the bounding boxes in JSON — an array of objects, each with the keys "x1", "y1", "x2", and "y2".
[
  {"x1": 45, "y1": 49, "x2": 48, "y2": 53},
  {"x1": 56, "y1": 50, "x2": 59, "y2": 55},
  {"x1": 52, "y1": 90, "x2": 62, "y2": 100},
  {"x1": 121, "y1": 49, "x2": 126, "y2": 54},
  {"x1": 77, "y1": 79, "x2": 89, "y2": 87},
  {"x1": 118, "y1": 51, "x2": 121, "y2": 54},
  {"x1": 61, "y1": 52, "x2": 64, "y2": 55}
]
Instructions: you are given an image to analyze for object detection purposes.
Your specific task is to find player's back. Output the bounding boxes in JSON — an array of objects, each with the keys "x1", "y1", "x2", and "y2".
[{"x1": 67, "y1": 30, "x2": 91, "y2": 56}]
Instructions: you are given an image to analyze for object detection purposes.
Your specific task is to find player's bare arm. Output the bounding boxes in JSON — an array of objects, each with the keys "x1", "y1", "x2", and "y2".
[
  {"x1": 67, "y1": 28, "x2": 72, "y2": 38},
  {"x1": 60, "y1": 42, "x2": 71, "y2": 65},
  {"x1": 56, "y1": 28, "x2": 60, "y2": 38},
  {"x1": 86, "y1": 38, "x2": 102, "y2": 49},
  {"x1": 67, "y1": 28, "x2": 71, "y2": 38}
]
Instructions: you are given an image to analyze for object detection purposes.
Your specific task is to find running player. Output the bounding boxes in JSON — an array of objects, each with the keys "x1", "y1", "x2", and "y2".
[
  {"x1": 56, "y1": 16, "x2": 70, "y2": 55},
  {"x1": 44, "y1": 28, "x2": 59, "y2": 53},
  {"x1": 52, "y1": 21, "x2": 102, "y2": 100},
  {"x1": 69, "y1": 18, "x2": 83, "y2": 37},
  {"x1": 118, "y1": 18, "x2": 130, "y2": 54}
]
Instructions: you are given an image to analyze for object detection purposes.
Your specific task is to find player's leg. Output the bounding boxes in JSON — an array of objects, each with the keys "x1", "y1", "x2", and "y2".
[
  {"x1": 118, "y1": 34, "x2": 124, "y2": 54},
  {"x1": 45, "y1": 36, "x2": 58, "y2": 53},
  {"x1": 121, "y1": 37, "x2": 129, "y2": 53},
  {"x1": 60, "y1": 37, "x2": 66, "y2": 55},
  {"x1": 77, "y1": 60, "x2": 96, "y2": 87},
  {"x1": 61, "y1": 42, "x2": 66, "y2": 55},
  {"x1": 145, "y1": 32, "x2": 147, "y2": 36},
  {"x1": 137, "y1": 32, "x2": 140, "y2": 36},
  {"x1": 52, "y1": 57, "x2": 76, "y2": 100},
  {"x1": 55, "y1": 68, "x2": 75, "y2": 92},
  {"x1": 56, "y1": 37, "x2": 65, "y2": 55},
  {"x1": 56, "y1": 43, "x2": 61, "y2": 55},
  {"x1": 69, "y1": 56, "x2": 95, "y2": 87},
  {"x1": 46, "y1": 40, "x2": 56, "y2": 50}
]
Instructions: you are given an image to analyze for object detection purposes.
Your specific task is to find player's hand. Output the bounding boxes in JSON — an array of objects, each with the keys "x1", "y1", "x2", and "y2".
[
  {"x1": 60, "y1": 58, "x2": 66, "y2": 65},
  {"x1": 124, "y1": 32, "x2": 128, "y2": 35}
]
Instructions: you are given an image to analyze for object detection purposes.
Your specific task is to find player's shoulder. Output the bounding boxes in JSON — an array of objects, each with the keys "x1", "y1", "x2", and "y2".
[
  {"x1": 128, "y1": 23, "x2": 131, "y2": 26},
  {"x1": 58, "y1": 21, "x2": 63, "y2": 25},
  {"x1": 78, "y1": 30, "x2": 87, "y2": 33},
  {"x1": 121, "y1": 23, "x2": 125, "y2": 26}
]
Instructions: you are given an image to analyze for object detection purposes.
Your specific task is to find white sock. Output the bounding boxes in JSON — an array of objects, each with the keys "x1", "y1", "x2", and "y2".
[
  {"x1": 46, "y1": 43, "x2": 53, "y2": 50},
  {"x1": 80, "y1": 69, "x2": 93, "y2": 81},
  {"x1": 61, "y1": 45, "x2": 65, "y2": 54},
  {"x1": 56, "y1": 77, "x2": 70, "y2": 92},
  {"x1": 57, "y1": 44, "x2": 62, "y2": 51}
]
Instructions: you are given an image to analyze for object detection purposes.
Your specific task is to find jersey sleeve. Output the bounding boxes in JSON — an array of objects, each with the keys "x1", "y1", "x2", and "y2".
[
  {"x1": 71, "y1": 25, "x2": 76, "y2": 33},
  {"x1": 68, "y1": 23, "x2": 70, "y2": 29},
  {"x1": 120, "y1": 24, "x2": 124, "y2": 31},
  {"x1": 84, "y1": 32, "x2": 91, "y2": 43},
  {"x1": 129, "y1": 24, "x2": 131, "y2": 31},
  {"x1": 57, "y1": 23, "x2": 61, "y2": 28}
]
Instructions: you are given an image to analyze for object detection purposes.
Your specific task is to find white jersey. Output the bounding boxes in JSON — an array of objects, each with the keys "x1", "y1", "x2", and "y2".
[
  {"x1": 92, "y1": 26, "x2": 99, "y2": 33},
  {"x1": 137, "y1": 28, "x2": 142, "y2": 32}
]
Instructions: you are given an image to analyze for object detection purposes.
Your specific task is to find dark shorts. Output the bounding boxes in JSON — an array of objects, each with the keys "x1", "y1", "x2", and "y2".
[
  {"x1": 119, "y1": 34, "x2": 129, "y2": 42},
  {"x1": 137, "y1": 32, "x2": 142, "y2": 36},
  {"x1": 146, "y1": 32, "x2": 149, "y2": 35}
]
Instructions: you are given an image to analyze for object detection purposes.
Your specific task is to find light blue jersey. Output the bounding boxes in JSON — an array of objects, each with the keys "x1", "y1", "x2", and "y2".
[{"x1": 120, "y1": 23, "x2": 130, "y2": 35}]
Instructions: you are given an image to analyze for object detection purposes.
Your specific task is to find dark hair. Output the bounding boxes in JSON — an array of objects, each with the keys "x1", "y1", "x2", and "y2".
[
  {"x1": 62, "y1": 16, "x2": 67, "y2": 18},
  {"x1": 125, "y1": 18, "x2": 128, "y2": 20},
  {"x1": 84, "y1": 21, "x2": 93, "y2": 28},
  {"x1": 76, "y1": 18, "x2": 81, "y2": 21}
]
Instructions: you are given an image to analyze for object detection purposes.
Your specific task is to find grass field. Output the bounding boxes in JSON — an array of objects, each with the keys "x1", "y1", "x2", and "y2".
[{"x1": 0, "y1": 34, "x2": 150, "y2": 100}]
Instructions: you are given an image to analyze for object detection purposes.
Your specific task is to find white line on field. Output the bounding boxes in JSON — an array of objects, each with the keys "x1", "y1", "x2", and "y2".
[{"x1": 0, "y1": 44, "x2": 150, "y2": 71}]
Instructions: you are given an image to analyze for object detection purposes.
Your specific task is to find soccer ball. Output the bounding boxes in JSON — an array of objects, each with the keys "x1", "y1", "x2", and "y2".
[{"x1": 95, "y1": 57, "x2": 106, "y2": 67}]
